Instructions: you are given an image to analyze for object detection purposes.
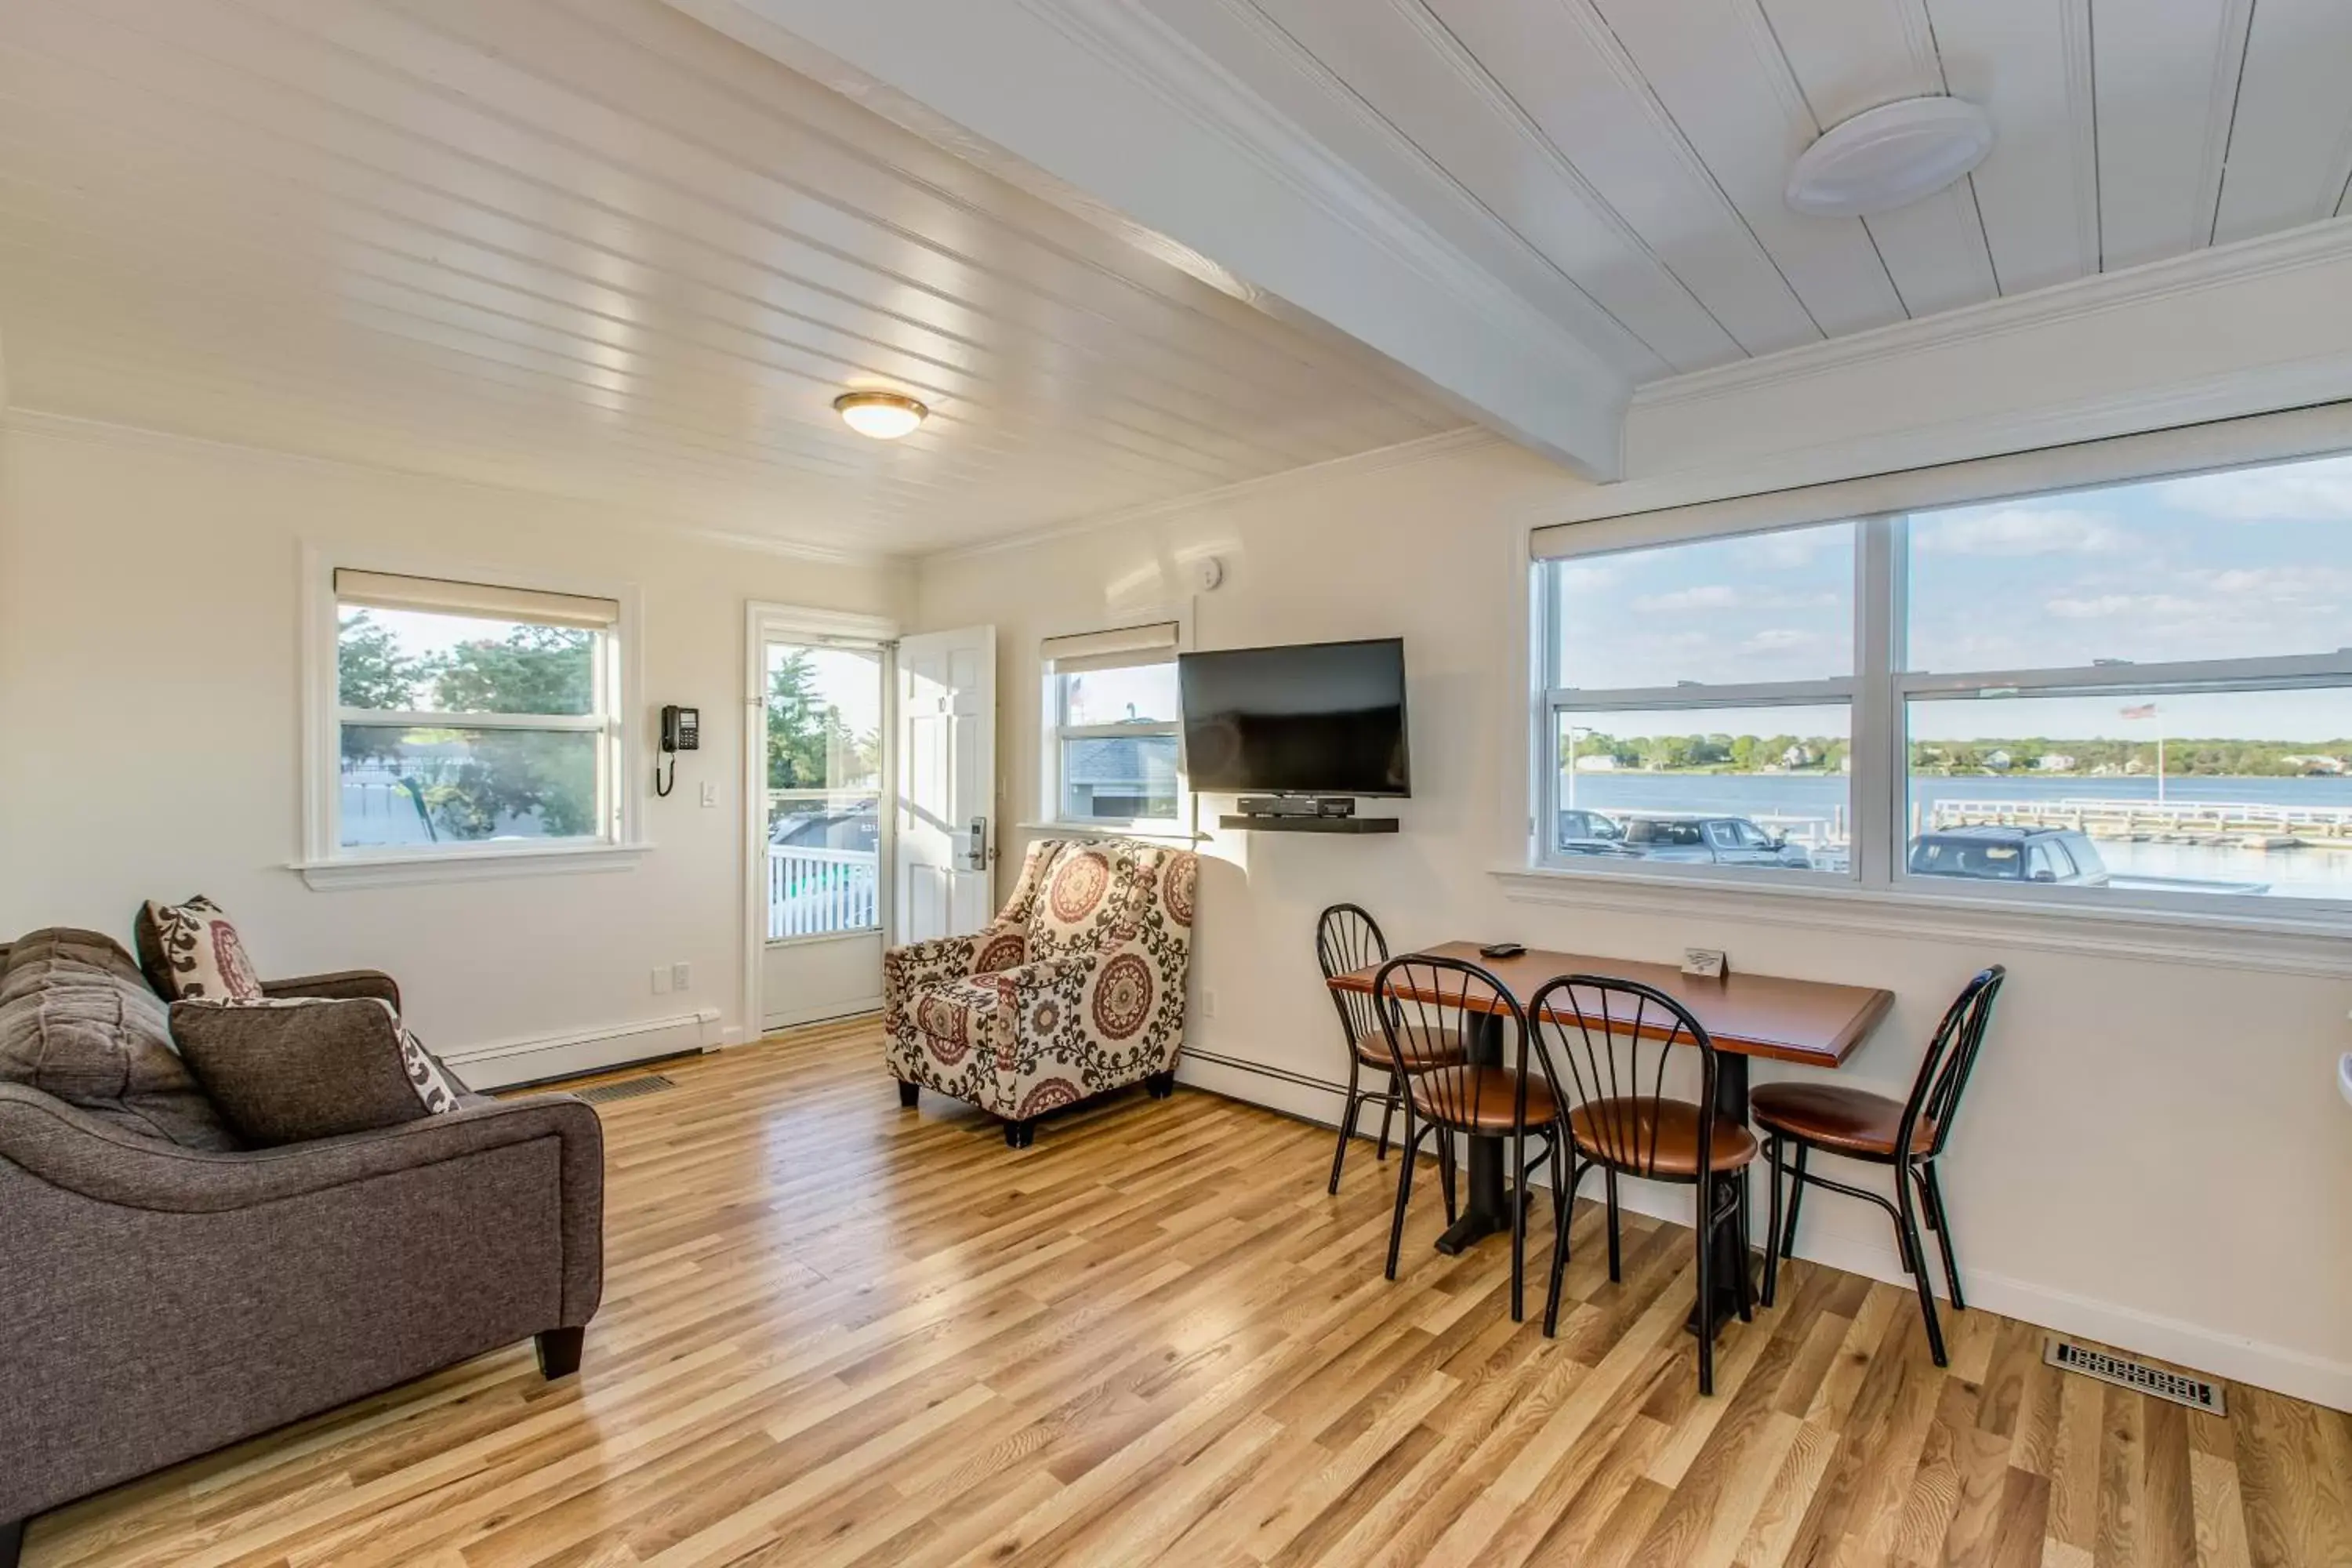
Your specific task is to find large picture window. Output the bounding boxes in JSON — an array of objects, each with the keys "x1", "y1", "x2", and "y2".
[
  {"x1": 329, "y1": 570, "x2": 622, "y2": 856},
  {"x1": 1537, "y1": 447, "x2": 2352, "y2": 918}
]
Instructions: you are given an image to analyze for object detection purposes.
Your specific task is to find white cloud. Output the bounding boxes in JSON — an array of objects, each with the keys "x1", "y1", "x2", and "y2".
[
  {"x1": 2042, "y1": 593, "x2": 2205, "y2": 621},
  {"x1": 1740, "y1": 628, "x2": 1826, "y2": 652},
  {"x1": 1632, "y1": 583, "x2": 1740, "y2": 612},
  {"x1": 1913, "y1": 506, "x2": 2123, "y2": 557},
  {"x1": 2154, "y1": 454, "x2": 2352, "y2": 521}
]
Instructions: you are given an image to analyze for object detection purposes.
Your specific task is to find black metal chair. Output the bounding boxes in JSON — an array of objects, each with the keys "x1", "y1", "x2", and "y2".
[
  {"x1": 1369, "y1": 955, "x2": 1547, "y2": 1285},
  {"x1": 1756, "y1": 966, "x2": 2006, "y2": 1368},
  {"x1": 1317, "y1": 906, "x2": 1465, "y2": 1195},
  {"x1": 1526, "y1": 975, "x2": 1758, "y2": 1396}
]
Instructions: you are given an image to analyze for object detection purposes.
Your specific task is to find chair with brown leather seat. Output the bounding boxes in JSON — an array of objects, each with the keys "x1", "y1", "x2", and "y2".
[
  {"x1": 1756, "y1": 966, "x2": 2005, "y2": 1368},
  {"x1": 1370, "y1": 955, "x2": 1552, "y2": 1289},
  {"x1": 1526, "y1": 974, "x2": 1758, "y2": 1395},
  {"x1": 1317, "y1": 905, "x2": 1465, "y2": 1194}
]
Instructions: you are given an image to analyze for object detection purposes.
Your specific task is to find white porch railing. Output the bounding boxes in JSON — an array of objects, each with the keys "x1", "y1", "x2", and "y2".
[{"x1": 768, "y1": 844, "x2": 880, "y2": 939}]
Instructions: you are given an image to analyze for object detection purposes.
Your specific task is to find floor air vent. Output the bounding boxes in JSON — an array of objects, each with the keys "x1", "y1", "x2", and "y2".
[
  {"x1": 2044, "y1": 1339, "x2": 2225, "y2": 1414},
  {"x1": 573, "y1": 1074, "x2": 676, "y2": 1105}
]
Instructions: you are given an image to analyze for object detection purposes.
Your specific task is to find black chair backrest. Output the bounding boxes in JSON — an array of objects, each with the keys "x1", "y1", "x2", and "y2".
[
  {"x1": 1316, "y1": 903, "x2": 1389, "y2": 1049},
  {"x1": 1370, "y1": 954, "x2": 1525, "y2": 1127},
  {"x1": 1906, "y1": 966, "x2": 2006, "y2": 1157},
  {"x1": 1526, "y1": 975, "x2": 1719, "y2": 1181}
]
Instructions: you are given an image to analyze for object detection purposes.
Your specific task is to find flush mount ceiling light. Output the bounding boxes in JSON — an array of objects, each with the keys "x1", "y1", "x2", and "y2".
[
  {"x1": 833, "y1": 390, "x2": 927, "y2": 440},
  {"x1": 1785, "y1": 96, "x2": 1994, "y2": 217}
]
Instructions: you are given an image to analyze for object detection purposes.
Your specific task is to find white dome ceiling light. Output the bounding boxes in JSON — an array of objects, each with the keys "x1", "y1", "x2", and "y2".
[
  {"x1": 833, "y1": 390, "x2": 927, "y2": 440},
  {"x1": 1785, "y1": 96, "x2": 1994, "y2": 218}
]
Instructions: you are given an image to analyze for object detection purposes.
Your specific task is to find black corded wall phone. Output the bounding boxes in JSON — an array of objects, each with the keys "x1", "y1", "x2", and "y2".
[{"x1": 655, "y1": 704, "x2": 699, "y2": 797}]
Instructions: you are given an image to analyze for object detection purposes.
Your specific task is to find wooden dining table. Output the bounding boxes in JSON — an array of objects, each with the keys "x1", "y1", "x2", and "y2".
[{"x1": 1327, "y1": 941, "x2": 1895, "y2": 1338}]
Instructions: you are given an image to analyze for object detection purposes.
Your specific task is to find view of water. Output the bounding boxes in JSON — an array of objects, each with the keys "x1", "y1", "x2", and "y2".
[{"x1": 1560, "y1": 772, "x2": 2352, "y2": 898}]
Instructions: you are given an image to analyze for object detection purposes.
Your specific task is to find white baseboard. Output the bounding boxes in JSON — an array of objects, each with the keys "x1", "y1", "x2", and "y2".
[
  {"x1": 1178, "y1": 1048, "x2": 2352, "y2": 1412},
  {"x1": 441, "y1": 1007, "x2": 722, "y2": 1091}
]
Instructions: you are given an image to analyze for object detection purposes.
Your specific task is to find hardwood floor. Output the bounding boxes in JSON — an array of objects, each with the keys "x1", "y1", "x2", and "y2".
[{"x1": 29, "y1": 1018, "x2": 2352, "y2": 1566}]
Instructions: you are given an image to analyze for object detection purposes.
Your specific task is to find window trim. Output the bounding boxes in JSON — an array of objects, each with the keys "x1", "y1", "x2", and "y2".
[
  {"x1": 297, "y1": 546, "x2": 647, "y2": 888},
  {"x1": 1036, "y1": 608, "x2": 1195, "y2": 836},
  {"x1": 1526, "y1": 419, "x2": 2352, "y2": 938}
]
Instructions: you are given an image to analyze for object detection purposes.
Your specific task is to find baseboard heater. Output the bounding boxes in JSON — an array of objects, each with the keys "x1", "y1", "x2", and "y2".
[
  {"x1": 441, "y1": 1008, "x2": 720, "y2": 1092},
  {"x1": 1179, "y1": 1047, "x2": 1348, "y2": 1098}
]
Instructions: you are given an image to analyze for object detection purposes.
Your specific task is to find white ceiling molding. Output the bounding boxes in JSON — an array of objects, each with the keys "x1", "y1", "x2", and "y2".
[
  {"x1": 1584, "y1": 215, "x2": 2352, "y2": 521},
  {"x1": 662, "y1": 0, "x2": 1633, "y2": 480}
]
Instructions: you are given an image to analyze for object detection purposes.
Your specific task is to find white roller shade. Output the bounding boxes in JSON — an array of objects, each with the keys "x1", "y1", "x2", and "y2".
[
  {"x1": 334, "y1": 569, "x2": 619, "y2": 630},
  {"x1": 1040, "y1": 620, "x2": 1179, "y2": 674}
]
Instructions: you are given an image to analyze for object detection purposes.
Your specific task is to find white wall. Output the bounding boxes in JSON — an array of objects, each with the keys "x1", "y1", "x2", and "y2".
[
  {"x1": 915, "y1": 433, "x2": 2352, "y2": 1409},
  {"x1": 0, "y1": 417, "x2": 909, "y2": 1076}
]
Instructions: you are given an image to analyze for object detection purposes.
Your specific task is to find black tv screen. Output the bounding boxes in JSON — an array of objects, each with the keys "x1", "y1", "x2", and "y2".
[{"x1": 1178, "y1": 638, "x2": 1410, "y2": 797}]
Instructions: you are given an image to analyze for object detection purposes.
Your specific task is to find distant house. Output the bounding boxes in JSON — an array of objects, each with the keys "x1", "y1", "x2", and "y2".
[
  {"x1": 2034, "y1": 753, "x2": 2077, "y2": 772},
  {"x1": 1780, "y1": 743, "x2": 1817, "y2": 768},
  {"x1": 1984, "y1": 750, "x2": 2013, "y2": 771},
  {"x1": 1064, "y1": 735, "x2": 1179, "y2": 819},
  {"x1": 2283, "y1": 754, "x2": 2347, "y2": 775},
  {"x1": 1572, "y1": 753, "x2": 1618, "y2": 772}
]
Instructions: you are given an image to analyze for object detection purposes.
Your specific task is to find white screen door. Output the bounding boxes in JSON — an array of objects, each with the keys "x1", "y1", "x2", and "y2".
[{"x1": 895, "y1": 626, "x2": 996, "y2": 943}]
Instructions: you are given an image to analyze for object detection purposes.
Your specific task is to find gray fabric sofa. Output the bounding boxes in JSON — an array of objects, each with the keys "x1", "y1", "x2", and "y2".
[{"x1": 0, "y1": 930, "x2": 604, "y2": 1567}]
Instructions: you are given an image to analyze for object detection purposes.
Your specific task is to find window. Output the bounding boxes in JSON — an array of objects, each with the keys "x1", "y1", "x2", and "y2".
[
  {"x1": 764, "y1": 640, "x2": 884, "y2": 938},
  {"x1": 1537, "y1": 445, "x2": 2352, "y2": 919},
  {"x1": 1544, "y1": 521, "x2": 1855, "y2": 879},
  {"x1": 326, "y1": 569, "x2": 624, "y2": 859},
  {"x1": 1041, "y1": 621, "x2": 1183, "y2": 826}
]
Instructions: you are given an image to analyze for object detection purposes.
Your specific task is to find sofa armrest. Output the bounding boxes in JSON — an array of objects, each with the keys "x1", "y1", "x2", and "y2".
[
  {"x1": 261, "y1": 968, "x2": 402, "y2": 1011},
  {"x1": 0, "y1": 1083, "x2": 602, "y2": 1322}
]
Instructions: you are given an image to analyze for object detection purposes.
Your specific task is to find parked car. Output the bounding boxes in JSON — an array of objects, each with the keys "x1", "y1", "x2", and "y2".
[
  {"x1": 770, "y1": 799, "x2": 880, "y2": 855},
  {"x1": 1555, "y1": 808, "x2": 1631, "y2": 855},
  {"x1": 1907, "y1": 825, "x2": 2109, "y2": 885},
  {"x1": 1618, "y1": 814, "x2": 1813, "y2": 869}
]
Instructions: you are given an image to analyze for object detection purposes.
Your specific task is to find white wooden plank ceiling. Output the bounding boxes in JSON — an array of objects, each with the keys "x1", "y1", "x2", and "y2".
[
  {"x1": 7, "y1": 0, "x2": 2352, "y2": 554},
  {"x1": 1146, "y1": 0, "x2": 2352, "y2": 367},
  {"x1": 0, "y1": 0, "x2": 1464, "y2": 556}
]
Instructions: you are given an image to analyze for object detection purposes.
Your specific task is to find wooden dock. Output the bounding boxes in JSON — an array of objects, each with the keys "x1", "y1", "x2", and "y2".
[{"x1": 1926, "y1": 797, "x2": 2352, "y2": 847}]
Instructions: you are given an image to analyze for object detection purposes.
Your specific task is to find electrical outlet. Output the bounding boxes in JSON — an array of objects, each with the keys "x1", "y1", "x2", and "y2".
[
  {"x1": 671, "y1": 961, "x2": 691, "y2": 992},
  {"x1": 650, "y1": 966, "x2": 671, "y2": 996},
  {"x1": 1200, "y1": 988, "x2": 1218, "y2": 1020}
]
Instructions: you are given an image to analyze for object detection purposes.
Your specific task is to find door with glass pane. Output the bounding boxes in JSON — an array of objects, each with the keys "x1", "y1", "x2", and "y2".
[{"x1": 760, "y1": 635, "x2": 887, "y2": 1032}]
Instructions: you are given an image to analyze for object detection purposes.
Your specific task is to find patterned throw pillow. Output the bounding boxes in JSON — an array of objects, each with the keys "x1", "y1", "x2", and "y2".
[
  {"x1": 140, "y1": 895, "x2": 264, "y2": 1001},
  {"x1": 395, "y1": 1015, "x2": 466, "y2": 1116}
]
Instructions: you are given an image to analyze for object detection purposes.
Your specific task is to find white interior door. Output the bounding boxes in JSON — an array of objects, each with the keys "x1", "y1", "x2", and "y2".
[{"x1": 895, "y1": 626, "x2": 996, "y2": 944}]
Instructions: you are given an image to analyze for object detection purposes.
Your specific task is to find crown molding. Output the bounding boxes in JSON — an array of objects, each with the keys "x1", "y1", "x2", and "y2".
[
  {"x1": 916, "y1": 425, "x2": 1504, "y2": 565},
  {"x1": 0, "y1": 407, "x2": 898, "y2": 568},
  {"x1": 1632, "y1": 213, "x2": 2352, "y2": 413}
]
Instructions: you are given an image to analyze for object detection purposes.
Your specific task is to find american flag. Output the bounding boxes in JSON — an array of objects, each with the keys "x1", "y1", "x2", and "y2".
[{"x1": 2118, "y1": 703, "x2": 2158, "y2": 720}]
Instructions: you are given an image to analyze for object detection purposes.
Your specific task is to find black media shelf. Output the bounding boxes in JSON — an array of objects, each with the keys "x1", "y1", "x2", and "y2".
[{"x1": 1218, "y1": 815, "x2": 1399, "y2": 834}]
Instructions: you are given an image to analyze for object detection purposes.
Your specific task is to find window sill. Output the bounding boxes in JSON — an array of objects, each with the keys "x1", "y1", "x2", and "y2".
[
  {"x1": 293, "y1": 840, "x2": 652, "y2": 891},
  {"x1": 1492, "y1": 862, "x2": 2352, "y2": 977},
  {"x1": 1017, "y1": 821, "x2": 1207, "y2": 844}
]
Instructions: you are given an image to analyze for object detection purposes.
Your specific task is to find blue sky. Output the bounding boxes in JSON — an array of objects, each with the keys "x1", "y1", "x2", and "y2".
[{"x1": 1555, "y1": 451, "x2": 2352, "y2": 744}]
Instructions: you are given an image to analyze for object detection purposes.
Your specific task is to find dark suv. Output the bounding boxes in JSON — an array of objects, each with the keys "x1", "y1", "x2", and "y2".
[{"x1": 1907, "y1": 825, "x2": 2109, "y2": 885}]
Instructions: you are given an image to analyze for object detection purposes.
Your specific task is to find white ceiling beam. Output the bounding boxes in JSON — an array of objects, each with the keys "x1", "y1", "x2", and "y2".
[{"x1": 659, "y1": 0, "x2": 1630, "y2": 480}]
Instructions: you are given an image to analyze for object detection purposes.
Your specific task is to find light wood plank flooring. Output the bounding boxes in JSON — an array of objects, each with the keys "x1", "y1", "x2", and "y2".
[{"x1": 28, "y1": 1018, "x2": 2352, "y2": 1566}]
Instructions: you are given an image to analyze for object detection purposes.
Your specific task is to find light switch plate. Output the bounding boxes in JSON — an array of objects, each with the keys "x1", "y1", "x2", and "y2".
[
  {"x1": 671, "y1": 961, "x2": 691, "y2": 992},
  {"x1": 1682, "y1": 948, "x2": 1728, "y2": 980},
  {"x1": 699, "y1": 781, "x2": 717, "y2": 808}
]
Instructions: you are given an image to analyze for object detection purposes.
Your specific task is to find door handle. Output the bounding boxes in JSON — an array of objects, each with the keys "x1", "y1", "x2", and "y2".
[{"x1": 965, "y1": 815, "x2": 989, "y2": 871}]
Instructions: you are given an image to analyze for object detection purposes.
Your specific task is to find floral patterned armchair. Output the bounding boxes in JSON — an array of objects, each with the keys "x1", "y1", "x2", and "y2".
[{"x1": 884, "y1": 837, "x2": 1196, "y2": 1146}]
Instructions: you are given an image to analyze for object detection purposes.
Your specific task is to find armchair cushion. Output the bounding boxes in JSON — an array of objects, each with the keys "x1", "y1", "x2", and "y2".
[
  {"x1": 136, "y1": 895, "x2": 266, "y2": 1001},
  {"x1": 0, "y1": 929, "x2": 239, "y2": 1151},
  {"x1": 169, "y1": 996, "x2": 461, "y2": 1146}
]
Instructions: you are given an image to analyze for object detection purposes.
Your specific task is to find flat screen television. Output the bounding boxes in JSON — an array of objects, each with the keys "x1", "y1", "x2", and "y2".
[{"x1": 1177, "y1": 637, "x2": 1410, "y2": 797}]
